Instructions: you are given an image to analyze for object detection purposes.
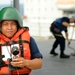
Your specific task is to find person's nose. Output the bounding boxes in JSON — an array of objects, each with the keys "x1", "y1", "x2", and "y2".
[{"x1": 8, "y1": 24, "x2": 12, "y2": 29}]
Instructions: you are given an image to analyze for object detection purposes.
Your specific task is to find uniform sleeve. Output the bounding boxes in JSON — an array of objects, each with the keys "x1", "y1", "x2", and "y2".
[
  {"x1": 62, "y1": 17, "x2": 70, "y2": 23},
  {"x1": 62, "y1": 17, "x2": 69, "y2": 32},
  {"x1": 30, "y1": 37, "x2": 43, "y2": 59}
]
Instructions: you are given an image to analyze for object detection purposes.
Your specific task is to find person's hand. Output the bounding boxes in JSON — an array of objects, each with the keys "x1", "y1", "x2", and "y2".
[
  {"x1": 11, "y1": 57, "x2": 26, "y2": 68},
  {"x1": 72, "y1": 25, "x2": 75, "y2": 27},
  {"x1": 67, "y1": 39, "x2": 70, "y2": 45},
  {"x1": 68, "y1": 41, "x2": 70, "y2": 45}
]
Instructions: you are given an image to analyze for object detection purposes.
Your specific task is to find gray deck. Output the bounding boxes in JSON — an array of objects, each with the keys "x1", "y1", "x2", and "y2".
[{"x1": 31, "y1": 38, "x2": 75, "y2": 75}]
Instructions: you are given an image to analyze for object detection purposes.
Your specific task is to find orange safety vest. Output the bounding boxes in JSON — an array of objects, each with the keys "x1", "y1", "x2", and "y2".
[{"x1": 0, "y1": 27, "x2": 31, "y2": 75}]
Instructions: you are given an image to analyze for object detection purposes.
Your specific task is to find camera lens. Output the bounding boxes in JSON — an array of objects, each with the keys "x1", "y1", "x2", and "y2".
[{"x1": 11, "y1": 46, "x2": 19, "y2": 55}]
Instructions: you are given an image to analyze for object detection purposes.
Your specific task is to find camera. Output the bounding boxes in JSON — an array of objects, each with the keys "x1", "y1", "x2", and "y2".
[
  {"x1": 11, "y1": 46, "x2": 19, "y2": 56},
  {"x1": 8, "y1": 46, "x2": 21, "y2": 70}
]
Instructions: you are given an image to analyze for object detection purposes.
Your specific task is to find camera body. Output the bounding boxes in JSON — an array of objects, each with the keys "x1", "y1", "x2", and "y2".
[{"x1": 8, "y1": 46, "x2": 21, "y2": 70}]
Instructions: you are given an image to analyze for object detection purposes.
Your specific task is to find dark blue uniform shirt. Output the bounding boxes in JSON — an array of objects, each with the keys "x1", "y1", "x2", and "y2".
[
  {"x1": 54, "y1": 17, "x2": 70, "y2": 32},
  {"x1": 30, "y1": 37, "x2": 43, "y2": 59}
]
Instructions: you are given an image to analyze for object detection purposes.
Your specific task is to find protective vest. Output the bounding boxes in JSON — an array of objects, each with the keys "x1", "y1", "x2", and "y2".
[{"x1": 0, "y1": 27, "x2": 31, "y2": 75}]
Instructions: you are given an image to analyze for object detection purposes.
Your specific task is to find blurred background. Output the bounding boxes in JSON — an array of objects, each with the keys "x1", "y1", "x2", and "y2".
[{"x1": 0, "y1": 0, "x2": 75, "y2": 39}]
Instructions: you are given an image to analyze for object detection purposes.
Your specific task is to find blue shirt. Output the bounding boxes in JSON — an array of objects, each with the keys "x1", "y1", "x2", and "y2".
[
  {"x1": 54, "y1": 17, "x2": 70, "y2": 32},
  {"x1": 30, "y1": 37, "x2": 43, "y2": 59}
]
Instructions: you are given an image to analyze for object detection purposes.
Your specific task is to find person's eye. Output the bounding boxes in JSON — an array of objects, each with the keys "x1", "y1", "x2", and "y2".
[
  {"x1": 3, "y1": 23, "x2": 8, "y2": 26},
  {"x1": 12, "y1": 22, "x2": 16, "y2": 25}
]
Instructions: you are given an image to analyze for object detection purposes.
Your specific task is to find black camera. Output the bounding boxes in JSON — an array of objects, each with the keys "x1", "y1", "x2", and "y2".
[
  {"x1": 8, "y1": 46, "x2": 21, "y2": 70},
  {"x1": 11, "y1": 46, "x2": 19, "y2": 56}
]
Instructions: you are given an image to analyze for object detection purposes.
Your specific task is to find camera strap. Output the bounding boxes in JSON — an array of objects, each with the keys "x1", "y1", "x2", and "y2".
[
  {"x1": 19, "y1": 35, "x2": 30, "y2": 57},
  {"x1": 19, "y1": 35, "x2": 24, "y2": 57}
]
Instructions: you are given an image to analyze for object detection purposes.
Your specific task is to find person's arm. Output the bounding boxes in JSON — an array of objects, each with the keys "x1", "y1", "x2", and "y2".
[
  {"x1": 11, "y1": 37, "x2": 43, "y2": 70},
  {"x1": 24, "y1": 58, "x2": 42, "y2": 70},
  {"x1": 11, "y1": 57, "x2": 42, "y2": 70},
  {"x1": 65, "y1": 32, "x2": 70, "y2": 44},
  {"x1": 24, "y1": 37, "x2": 43, "y2": 69},
  {"x1": 62, "y1": 22, "x2": 70, "y2": 27},
  {"x1": 62, "y1": 22, "x2": 75, "y2": 27}
]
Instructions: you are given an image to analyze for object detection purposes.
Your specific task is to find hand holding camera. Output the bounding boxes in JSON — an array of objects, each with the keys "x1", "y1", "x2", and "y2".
[{"x1": 8, "y1": 46, "x2": 22, "y2": 70}]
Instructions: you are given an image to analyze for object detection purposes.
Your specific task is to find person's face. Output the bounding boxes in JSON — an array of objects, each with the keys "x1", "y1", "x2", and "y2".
[
  {"x1": 70, "y1": 18, "x2": 75, "y2": 23},
  {"x1": 1, "y1": 20, "x2": 18, "y2": 38}
]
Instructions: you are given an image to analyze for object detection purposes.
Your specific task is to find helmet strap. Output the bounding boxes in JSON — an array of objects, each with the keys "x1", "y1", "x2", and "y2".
[{"x1": 19, "y1": 35, "x2": 24, "y2": 57}]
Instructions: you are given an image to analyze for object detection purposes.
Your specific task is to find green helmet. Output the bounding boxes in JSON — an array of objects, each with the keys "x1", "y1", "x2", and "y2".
[{"x1": 0, "y1": 7, "x2": 23, "y2": 27}]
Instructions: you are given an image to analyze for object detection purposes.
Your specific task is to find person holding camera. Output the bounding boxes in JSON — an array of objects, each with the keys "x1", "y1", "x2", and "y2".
[
  {"x1": 0, "y1": 7, "x2": 43, "y2": 75},
  {"x1": 50, "y1": 17, "x2": 75, "y2": 58}
]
